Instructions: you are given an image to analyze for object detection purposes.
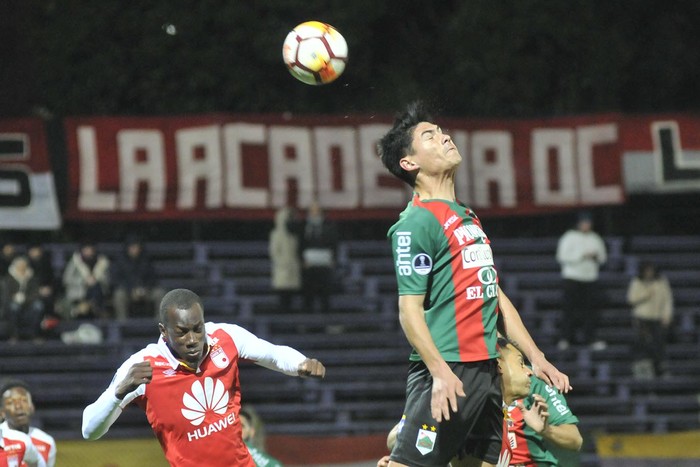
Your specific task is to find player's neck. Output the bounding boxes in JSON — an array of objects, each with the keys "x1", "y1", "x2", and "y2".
[{"x1": 415, "y1": 171, "x2": 456, "y2": 201}]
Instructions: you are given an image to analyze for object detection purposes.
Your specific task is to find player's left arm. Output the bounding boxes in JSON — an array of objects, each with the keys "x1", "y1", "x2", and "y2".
[
  {"x1": 47, "y1": 435, "x2": 57, "y2": 467},
  {"x1": 541, "y1": 423, "x2": 583, "y2": 451},
  {"x1": 528, "y1": 381, "x2": 583, "y2": 451},
  {"x1": 498, "y1": 287, "x2": 571, "y2": 393},
  {"x1": 225, "y1": 324, "x2": 325, "y2": 378}
]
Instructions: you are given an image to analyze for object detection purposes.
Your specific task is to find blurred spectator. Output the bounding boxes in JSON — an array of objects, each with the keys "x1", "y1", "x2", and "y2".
[
  {"x1": 240, "y1": 406, "x2": 282, "y2": 467},
  {"x1": 556, "y1": 211, "x2": 607, "y2": 351},
  {"x1": 62, "y1": 241, "x2": 110, "y2": 319},
  {"x1": 26, "y1": 243, "x2": 61, "y2": 336},
  {"x1": 111, "y1": 236, "x2": 164, "y2": 321},
  {"x1": 1, "y1": 256, "x2": 45, "y2": 344},
  {"x1": 300, "y1": 201, "x2": 338, "y2": 313},
  {"x1": 627, "y1": 261, "x2": 674, "y2": 379},
  {"x1": 269, "y1": 207, "x2": 302, "y2": 312},
  {"x1": 0, "y1": 239, "x2": 18, "y2": 278}
]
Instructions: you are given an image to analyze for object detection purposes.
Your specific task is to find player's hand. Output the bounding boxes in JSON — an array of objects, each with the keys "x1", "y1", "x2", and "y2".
[
  {"x1": 298, "y1": 358, "x2": 325, "y2": 378},
  {"x1": 430, "y1": 366, "x2": 466, "y2": 423},
  {"x1": 116, "y1": 361, "x2": 153, "y2": 399},
  {"x1": 520, "y1": 394, "x2": 550, "y2": 434},
  {"x1": 377, "y1": 455, "x2": 391, "y2": 467},
  {"x1": 530, "y1": 355, "x2": 572, "y2": 393}
]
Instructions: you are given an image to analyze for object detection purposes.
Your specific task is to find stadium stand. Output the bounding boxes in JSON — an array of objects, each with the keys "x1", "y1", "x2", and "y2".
[{"x1": 0, "y1": 236, "x2": 698, "y2": 466}]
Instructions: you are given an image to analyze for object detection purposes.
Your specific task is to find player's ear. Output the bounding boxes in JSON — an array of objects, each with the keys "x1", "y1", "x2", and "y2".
[
  {"x1": 399, "y1": 156, "x2": 418, "y2": 172},
  {"x1": 496, "y1": 358, "x2": 504, "y2": 375},
  {"x1": 158, "y1": 322, "x2": 167, "y2": 338}
]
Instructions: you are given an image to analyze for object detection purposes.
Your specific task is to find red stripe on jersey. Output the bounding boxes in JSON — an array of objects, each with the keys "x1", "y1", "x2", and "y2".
[{"x1": 414, "y1": 197, "x2": 489, "y2": 360}]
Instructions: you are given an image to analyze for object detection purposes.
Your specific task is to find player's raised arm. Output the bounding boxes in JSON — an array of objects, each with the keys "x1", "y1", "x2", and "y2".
[{"x1": 82, "y1": 359, "x2": 151, "y2": 440}]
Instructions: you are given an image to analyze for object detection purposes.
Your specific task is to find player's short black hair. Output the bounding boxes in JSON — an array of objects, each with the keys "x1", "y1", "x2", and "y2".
[
  {"x1": 0, "y1": 378, "x2": 31, "y2": 399},
  {"x1": 496, "y1": 337, "x2": 510, "y2": 351},
  {"x1": 377, "y1": 101, "x2": 434, "y2": 187},
  {"x1": 159, "y1": 289, "x2": 203, "y2": 324}
]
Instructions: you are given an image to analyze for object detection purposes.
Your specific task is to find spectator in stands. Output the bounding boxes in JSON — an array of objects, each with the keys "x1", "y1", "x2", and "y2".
[
  {"x1": 62, "y1": 241, "x2": 111, "y2": 319},
  {"x1": 269, "y1": 207, "x2": 302, "y2": 312},
  {"x1": 1, "y1": 256, "x2": 46, "y2": 344},
  {"x1": 300, "y1": 201, "x2": 338, "y2": 313},
  {"x1": 82, "y1": 288, "x2": 325, "y2": 467},
  {"x1": 0, "y1": 379, "x2": 56, "y2": 467},
  {"x1": 0, "y1": 423, "x2": 46, "y2": 467},
  {"x1": 627, "y1": 261, "x2": 674, "y2": 379},
  {"x1": 111, "y1": 235, "x2": 164, "y2": 321},
  {"x1": 377, "y1": 102, "x2": 569, "y2": 467},
  {"x1": 0, "y1": 239, "x2": 18, "y2": 277},
  {"x1": 240, "y1": 407, "x2": 283, "y2": 467},
  {"x1": 26, "y1": 243, "x2": 61, "y2": 338},
  {"x1": 556, "y1": 211, "x2": 608, "y2": 351}
]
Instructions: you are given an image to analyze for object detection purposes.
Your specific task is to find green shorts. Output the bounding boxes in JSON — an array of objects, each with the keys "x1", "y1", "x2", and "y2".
[{"x1": 390, "y1": 359, "x2": 503, "y2": 466}]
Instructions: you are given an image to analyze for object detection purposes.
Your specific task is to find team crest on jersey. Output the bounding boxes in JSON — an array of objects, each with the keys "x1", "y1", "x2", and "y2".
[
  {"x1": 415, "y1": 427, "x2": 437, "y2": 455},
  {"x1": 412, "y1": 253, "x2": 432, "y2": 275},
  {"x1": 210, "y1": 343, "x2": 230, "y2": 369}
]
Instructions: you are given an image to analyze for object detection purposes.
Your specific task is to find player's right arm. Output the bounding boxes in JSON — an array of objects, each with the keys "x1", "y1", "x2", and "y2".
[
  {"x1": 398, "y1": 294, "x2": 465, "y2": 423},
  {"x1": 82, "y1": 357, "x2": 151, "y2": 440}
]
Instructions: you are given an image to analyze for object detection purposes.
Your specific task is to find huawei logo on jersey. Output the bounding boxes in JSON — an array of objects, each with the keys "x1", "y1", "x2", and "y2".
[{"x1": 181, "y1": 377, "x2": 229, "y2": 426}]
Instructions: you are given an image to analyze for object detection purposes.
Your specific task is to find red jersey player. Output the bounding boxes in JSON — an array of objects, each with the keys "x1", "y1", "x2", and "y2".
[
  {"x1": 0, "y1": 380, "x2": 56, "y2": 467},
  {"x1": 82, "y1": 288, "x2": 325, "y2": 467},
  {"x1": 0, "y1": 425, "x2": 46, "y2": 467}
]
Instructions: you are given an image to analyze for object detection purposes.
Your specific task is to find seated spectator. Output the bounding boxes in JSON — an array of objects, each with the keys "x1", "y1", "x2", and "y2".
[
  {"x1": 26, "y1": 243, "x2": 61, "y2": 337},
  {"x1": 1, "y1": 256, "x2": 46, "y2": 343},
  {"x1": 62, "y1": 241, "x2": 110, "y2": 319},
  {"x1": 111, "y1": 236, "x2": 164, "y2": 321},
  {"x1": 627, "y1": 261, "x2": 674, "y2": 379}
]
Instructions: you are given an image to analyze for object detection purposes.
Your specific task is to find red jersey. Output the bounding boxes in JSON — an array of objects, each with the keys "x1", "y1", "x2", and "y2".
[
  {"x1": 0, "y1": 422, "x2": 55, "y2": 467},
  {"x1": 0, "y1": 427, "x2": 45, "y2": 467},
  {"x1": 83, "y1": 322, "x2": 306, "y2": 467}
]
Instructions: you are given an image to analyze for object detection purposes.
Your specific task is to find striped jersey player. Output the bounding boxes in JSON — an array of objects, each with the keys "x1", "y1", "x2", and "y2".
[
  {"x1": 377, "y1": 101, "x2": 570, "y2": 466},
  {"x1": 82, "y1": 289, "x2": 325, "y2": 467},
  {"x1": 0, "y1": 426, "x2": 46, "y2": 467}
]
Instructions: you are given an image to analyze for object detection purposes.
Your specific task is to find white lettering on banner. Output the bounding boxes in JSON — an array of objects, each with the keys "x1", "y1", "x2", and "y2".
[
  {"x1": 117, "y1": 129, "x2": 166, "y2": 211},
  {"x1": 77, "y1": 126, "x2": 117, "y2": 210},
  {"x1": 223, "y1": 123, "x2": 268, "y2": 208},
  {"x1": 532, "y1": 124, "x2": 622, "y2": 205},
  {"x1": 176, "y1": 126, "x2": 223, "y2": 209},
  {"x1": 471, "y1": 131, "x2": 517, "y2": 207},
  {"x1": 395, "y1": 231, "x2": 413, "y2": 276},
  {"x1": 72, "y1": 121, "x2": 622, "y2": 214},
  {"x1": 461, "y1": 244, "x2": 494, "y2": 269},
  {"x1": 187, "y1": 413, "x2": 236, "y2": 442}
]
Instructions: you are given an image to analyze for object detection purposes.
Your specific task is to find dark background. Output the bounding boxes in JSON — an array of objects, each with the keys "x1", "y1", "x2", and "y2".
[{"x1": 2, "y1": 0, "x2": 700, "y2": 242}]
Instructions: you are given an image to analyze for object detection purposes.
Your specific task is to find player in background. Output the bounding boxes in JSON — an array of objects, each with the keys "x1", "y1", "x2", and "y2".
[
  {"x1": 378, "y1": 338, "x2": 534, "y2": 467},
  {"x1": 506, "y1": 375, "x2": 582, "y2": 466},
  {"x1": 0, "y1": 380, "x2": 56, "y2": 467},
  {"x1": 240, "y1": 407, "x2": 283, "y2": 467},
  {"x1": 82, "y1": 288, "x2": 325, "y2": 467},
  {"x1": 0, "y1": 423, "x2": 46, "y2": 467},
  {"x1": 378, "y1": 102, "x2": 570, "y2": 466}
]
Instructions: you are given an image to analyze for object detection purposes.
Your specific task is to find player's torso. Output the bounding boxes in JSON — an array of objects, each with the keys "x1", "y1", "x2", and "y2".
[
  {"x1": 391, "y1": 197, "x2": 499, "y2": 361},
  {"x1": 142, "y1": 328, "x2": 253, "y2": 466},
  {"x1": 1, "y1": 436, "x2": 26, "y2": 467},
  {"x1": 28, "y1": 428, "x2": 53, "y2": 465}
]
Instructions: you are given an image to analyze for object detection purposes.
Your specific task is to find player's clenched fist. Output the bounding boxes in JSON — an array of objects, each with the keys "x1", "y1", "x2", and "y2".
[
  {"x1": 297, "y1": 358, "x2": 325, "y2": 378},
  {"x1": 116, "y1": 361, "x2": 153, "y2": 399}
]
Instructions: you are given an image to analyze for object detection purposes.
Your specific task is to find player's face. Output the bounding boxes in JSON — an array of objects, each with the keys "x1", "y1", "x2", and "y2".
[
  {"x1": 403, "y1": 122, "x2": 461, "y2": 176},
  {"x1": 498, "y1": 344, "x2": 533, "y2": 403},
  {"x1": 1, "y1": 387, "x2": 35, "y2": 431},
  {"x1": 161, "y1": 304, "x2": 207, "y2": 368}
]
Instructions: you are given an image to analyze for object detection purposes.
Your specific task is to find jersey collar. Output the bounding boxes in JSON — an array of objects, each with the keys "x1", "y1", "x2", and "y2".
[{"x1": 156, "y1": 329, "x2": 213, "y2": 372}]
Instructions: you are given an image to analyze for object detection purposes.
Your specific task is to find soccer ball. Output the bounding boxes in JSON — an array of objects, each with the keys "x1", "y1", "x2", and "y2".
[{"x1": 282, "y1": 21, "x2": 348, "y2": 85}]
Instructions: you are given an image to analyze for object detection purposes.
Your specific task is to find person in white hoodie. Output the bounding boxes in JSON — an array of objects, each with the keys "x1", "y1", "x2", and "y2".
[{"x1": 556, "y1": 211, "x2": 607, "y2": 351}]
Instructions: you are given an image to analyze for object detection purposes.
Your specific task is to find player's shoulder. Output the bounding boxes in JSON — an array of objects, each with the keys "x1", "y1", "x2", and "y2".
[
  {"x1": 389, "y1": 201, "x2": 443, "y2": 235},
  {"x1": 2, "y1": 425, "x2": 33, "y2": 445},
  {"x1": 29, "y1": 426, "x2": 56, "y2": 444}
]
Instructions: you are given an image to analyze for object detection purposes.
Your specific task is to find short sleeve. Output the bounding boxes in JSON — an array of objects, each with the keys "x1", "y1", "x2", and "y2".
[{"x1": 390, "y1": 210, "x2": 439, "y2": 295}]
